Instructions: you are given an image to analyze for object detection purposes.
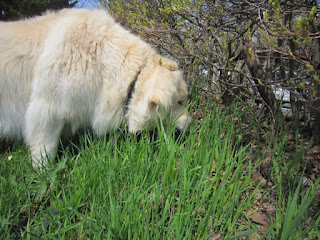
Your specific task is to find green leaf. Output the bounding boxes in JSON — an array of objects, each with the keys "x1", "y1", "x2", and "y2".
[
  {"x1": 263, "y1": 10, "x2": 269, "y2": 23},
  {"x1": 229, "y1": 57, "x2": 235, "y2": 62},
  {"x1": 289, "y1": 52, "x2": 294, "y2": 58},
  {"x1": 306, "y1": 64, "x2": 314, "y2": 71},
  {"x1": 309, "y1": 6, "x2": 317, "y2": 22},
  {"x1": 289, "y1": 78, "x2": 294, "y2": 86},
  {"x1": 293, "y1": 39, "x2": 300, "y2": 47},
  {"x1": 294, "y1": 17, "x2": 309, "y2": 35},
  {"x1": 311, "y1": 83, "x2": 316, "y2": 98},
  {"x1": 247, "y1": 28, "x2": 252, "y2": 41},
  {"x1": 302, "y1": 35, "x2": 310, "y2": 49}
]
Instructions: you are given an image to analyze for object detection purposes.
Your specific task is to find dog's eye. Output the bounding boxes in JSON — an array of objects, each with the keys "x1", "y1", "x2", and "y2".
[{"x1": 178, "y1": 100, "x2": 183, "y2": 106}]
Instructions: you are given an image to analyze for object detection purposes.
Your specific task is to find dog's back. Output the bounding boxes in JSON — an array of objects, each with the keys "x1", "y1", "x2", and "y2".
[{"x1": 0, "y1": 13, "x2": 58, "y2": 140}]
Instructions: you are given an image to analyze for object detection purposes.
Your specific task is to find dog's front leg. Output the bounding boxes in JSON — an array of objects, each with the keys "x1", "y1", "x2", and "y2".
[{"x1": 25, "y1": 101, "x2": 64, "y2": 170}]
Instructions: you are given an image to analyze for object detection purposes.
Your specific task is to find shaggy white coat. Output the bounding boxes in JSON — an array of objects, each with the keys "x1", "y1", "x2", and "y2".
[{"x1": 0, "y1": 9, "x2": 191, "y2": 169}]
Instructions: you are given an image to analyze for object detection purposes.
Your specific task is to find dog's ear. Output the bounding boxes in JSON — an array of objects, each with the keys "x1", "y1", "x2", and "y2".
[{"x1": 158, "y1": 57, "x2": 179, "y2": 71}]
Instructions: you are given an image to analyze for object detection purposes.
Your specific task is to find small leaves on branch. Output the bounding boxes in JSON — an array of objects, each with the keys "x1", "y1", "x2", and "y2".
[
  {"x1": 305, "y1": 64, "x2": 314, "y2": 72},
  {"x1": 294, "y1": 17, "x2": 309, "y2": 36},
  {"x1": 308, "y1": 6, "x2": 317, "y2": 22},
  {"x1": 247, "y1": 28, "x2": 252, "y2": 42}
]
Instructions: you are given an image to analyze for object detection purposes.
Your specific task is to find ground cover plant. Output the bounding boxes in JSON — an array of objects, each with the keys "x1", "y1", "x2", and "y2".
[{"x1": 1, "y1": 94, "x2": 319, "y2": 239}]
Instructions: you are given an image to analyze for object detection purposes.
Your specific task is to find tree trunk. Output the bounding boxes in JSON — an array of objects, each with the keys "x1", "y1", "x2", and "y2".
[{"x1": 241, "y1": 43, "x2": 283, "y2": 118}]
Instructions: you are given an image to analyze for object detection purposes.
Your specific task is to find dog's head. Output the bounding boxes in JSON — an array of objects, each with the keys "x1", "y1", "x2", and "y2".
[{"x1": 126, "y1": 53, "x2": 192, "y2": 133}]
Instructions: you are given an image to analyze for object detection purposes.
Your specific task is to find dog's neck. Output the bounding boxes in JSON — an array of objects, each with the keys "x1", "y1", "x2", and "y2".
[{"x1": 124, "y1": 69, "x2": 141, "y2": 113}]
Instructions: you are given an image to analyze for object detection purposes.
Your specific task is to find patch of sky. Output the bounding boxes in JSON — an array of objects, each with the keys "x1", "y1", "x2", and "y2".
[{"x1": 75, "y1": 0, "x2": 100, "y2": 9}]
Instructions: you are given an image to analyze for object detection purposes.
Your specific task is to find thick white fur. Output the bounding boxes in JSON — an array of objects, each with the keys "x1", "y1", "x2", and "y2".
[{"x1": 0, "y1": 9, "x2": 191, "y2": 169}]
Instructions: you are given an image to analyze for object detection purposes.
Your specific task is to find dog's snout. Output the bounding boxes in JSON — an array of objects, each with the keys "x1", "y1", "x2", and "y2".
[{"x1": 175, "y1": 112, "x2": 192, "y2": 132}]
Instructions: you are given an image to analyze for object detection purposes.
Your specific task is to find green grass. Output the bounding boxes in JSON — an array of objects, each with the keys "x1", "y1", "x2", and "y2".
[{"x1": 1, "y1": 101, "x2": 319, "y2": 239}]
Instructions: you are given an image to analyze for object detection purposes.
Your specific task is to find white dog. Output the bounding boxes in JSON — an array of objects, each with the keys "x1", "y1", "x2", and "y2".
[{"x1": 0, "y1": 8, "x2": 192, "y2": 169}]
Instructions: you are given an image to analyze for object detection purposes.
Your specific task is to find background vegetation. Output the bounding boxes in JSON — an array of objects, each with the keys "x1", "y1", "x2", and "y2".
[
  {"x1": 103, "y1": 0, "x2": 320, "y2": 133},
  {"x1": 0, "y1": 0, "x2": 77, "y2": 20},
  {"x1": 0, "y1": 0, "x2": 319, "y2": 239}
]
